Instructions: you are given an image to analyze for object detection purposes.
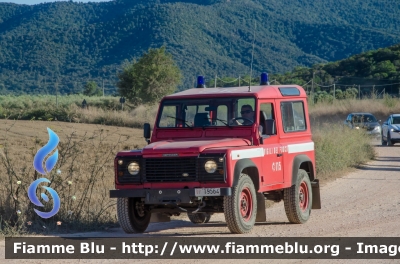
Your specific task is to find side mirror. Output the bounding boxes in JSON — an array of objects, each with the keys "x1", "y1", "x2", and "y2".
[
  {"x1": 265, "y1": 119, "x2": 276, "y2": 135},
  {"x1": 144, "y1": 123, "x2": 151, "y2": 144}
]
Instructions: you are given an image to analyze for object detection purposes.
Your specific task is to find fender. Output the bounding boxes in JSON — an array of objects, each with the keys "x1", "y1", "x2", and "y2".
[
  {"x1": 233, "y1": 158, "x2": 260, "y2": 191},
  {"x1": 291, "y1": 154, "x2": 315, "y2": 185}
]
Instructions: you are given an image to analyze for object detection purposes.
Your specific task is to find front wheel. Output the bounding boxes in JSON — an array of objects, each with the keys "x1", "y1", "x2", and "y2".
[
  {"x1": 224, "y1": 173, "x2": 257, "y2": 234},
  {"x1": 284, "y1": 169, "x2": 312, "y2": 224},
  {"x1": 117, "y1": 197, "x2": 151, "y2": 233},
  {"x1": 381, "y1": 133, "x2": 387, "y2": 146},
  {"x1": 388, "y1": 132, "x2": 394, "y2": 146}
]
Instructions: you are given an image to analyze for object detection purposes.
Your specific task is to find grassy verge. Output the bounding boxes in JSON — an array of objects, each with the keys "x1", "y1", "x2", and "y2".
[{"x1": 313, "y1": 123, "x2": 375, "y2": 182}]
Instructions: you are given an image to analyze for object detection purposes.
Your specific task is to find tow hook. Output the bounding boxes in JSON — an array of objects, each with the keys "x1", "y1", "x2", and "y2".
[{"x1": 192, "y1": 201, "x2": 206, "y2": 213}]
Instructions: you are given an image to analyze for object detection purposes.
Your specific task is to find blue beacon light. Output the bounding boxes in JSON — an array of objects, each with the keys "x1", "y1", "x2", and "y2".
[
  {"x1": 197, "y1": 76, "x2": 206, "y2": 88},
  {"x1": 260, "y1": 72, "x2": 269, "y2": 85}
]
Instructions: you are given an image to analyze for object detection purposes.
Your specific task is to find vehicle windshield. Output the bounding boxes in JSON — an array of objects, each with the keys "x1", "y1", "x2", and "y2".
[
  {"x1": 352, "y1": 114, "x2": 377, "y2": 123},
  {"x1": 157, "y1": 97, "x2": 256, "y2": 128},
  {"x1": 392, "y1": 117, "x2": 400, "y2": 124}
]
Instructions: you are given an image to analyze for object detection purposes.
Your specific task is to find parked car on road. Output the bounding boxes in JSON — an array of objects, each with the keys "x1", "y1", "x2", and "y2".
[
  {"x1": 344, "y1": 112, "x2": 381, "y2": 139},
  {"x1": 381, "y1": 114, "x2": 400, "y2": 146}
]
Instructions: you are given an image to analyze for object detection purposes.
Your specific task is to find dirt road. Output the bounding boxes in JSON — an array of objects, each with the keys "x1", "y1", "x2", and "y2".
[{"x1": 1, "y1": 141, "x2": 399, "y2": 263}]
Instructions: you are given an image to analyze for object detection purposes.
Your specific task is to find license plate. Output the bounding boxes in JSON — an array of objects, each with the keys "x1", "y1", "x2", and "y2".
[{"x1": 195, "y1": 188, "x2": 221, "y2": 196}]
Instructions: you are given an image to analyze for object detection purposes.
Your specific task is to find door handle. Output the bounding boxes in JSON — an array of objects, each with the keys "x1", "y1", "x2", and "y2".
[{"x1": 277, "y1": 153, "x2": 283, "y2": 157}]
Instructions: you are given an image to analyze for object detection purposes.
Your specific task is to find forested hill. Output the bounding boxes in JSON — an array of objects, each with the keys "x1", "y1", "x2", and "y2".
[{"x1": 0, "y1": 0, "x2": 399, "y2": 94}]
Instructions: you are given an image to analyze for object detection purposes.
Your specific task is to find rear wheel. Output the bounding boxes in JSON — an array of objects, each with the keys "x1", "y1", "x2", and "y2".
[
  {"x1": 284, "y1": 169, "x2": 312, "y2": 224},
  {"x1": 117, "y1": 197, "x2": 151, "y2": 233},
  {"x1": 187, "y1": 213, "x2": 211, "y2": 224},
  {"x1": 224, "y1": 173, "x2": 257, "y2": 234}
]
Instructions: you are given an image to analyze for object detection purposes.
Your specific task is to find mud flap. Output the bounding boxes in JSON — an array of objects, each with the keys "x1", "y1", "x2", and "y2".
[
  {"x1": 311, "y1": 179, "x2": 321, "y2": 209},
  {"x1": 150, "y1": 213, "x2": 171, "y2": 223},
  {"x1": 255, "y1": 192, "x2": 266, "y2": 222}
]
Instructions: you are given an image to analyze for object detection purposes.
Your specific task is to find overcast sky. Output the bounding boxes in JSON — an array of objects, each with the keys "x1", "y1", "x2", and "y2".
[{"x1": 0, "y1": 0, "x2": 111, "y2": 4}]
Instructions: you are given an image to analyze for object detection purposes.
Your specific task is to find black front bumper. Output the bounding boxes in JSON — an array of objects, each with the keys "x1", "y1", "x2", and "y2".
[{"x1": 110, "y1": 188, "x2": 231, "y2": 204}]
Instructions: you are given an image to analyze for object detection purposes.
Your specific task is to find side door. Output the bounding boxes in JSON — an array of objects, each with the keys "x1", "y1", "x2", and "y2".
[
  {"x1": 279, "y1": 100, "x2": 309, "y2": 184},
  {"x1": 258, "y1": 101, "x2": 283, "y2": 185}
]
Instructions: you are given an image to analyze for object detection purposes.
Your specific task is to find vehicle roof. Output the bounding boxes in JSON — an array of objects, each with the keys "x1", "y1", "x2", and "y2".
[
  {"x1": 390, "y1": 114, "x2": 400, "y2": 117},
  {"x1": 349, "y1": 112, "x2": 375, "y2": 115},
  {"x1": 165, "y1": 85, "x2": 306, "y2": 99}
]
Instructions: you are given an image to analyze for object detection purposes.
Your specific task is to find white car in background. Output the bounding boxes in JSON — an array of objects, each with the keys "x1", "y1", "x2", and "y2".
[{"x1": 381, "y1": 114, "x2": 400, "y2": 146}]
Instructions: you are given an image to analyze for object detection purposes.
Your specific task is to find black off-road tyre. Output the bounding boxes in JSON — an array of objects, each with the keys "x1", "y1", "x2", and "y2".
[
  {"x1": 284, "y1": 169, "x2": 312, "y2": 224},
  {"x1": 117, "y1": 197, "x2": 151, "y2": 233},
  {"x1": 224, "y1": 173, "x2": 257, "y2": 234},
  {"x1": 204, "y1": 214, "x2": 211, "y2": 223},
  {"x1": 387, "y1": 133, "x2": 394, "y2": 146},
  {"x1": 187, "y1": 213, "x2": 211, "y2": 224}
]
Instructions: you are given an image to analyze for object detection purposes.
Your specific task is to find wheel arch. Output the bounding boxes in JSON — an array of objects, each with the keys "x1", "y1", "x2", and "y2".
[
  {"x1": 291, "y1": 154, "x2": 315, "y2": 186},
  {"x1": 233, "y1": 158, "x2": 260, "y2": 191}
]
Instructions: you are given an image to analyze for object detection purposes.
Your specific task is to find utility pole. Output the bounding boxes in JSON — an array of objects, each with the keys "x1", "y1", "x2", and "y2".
[
  {"x1": 239, "y1": 76, "x2": 241, "y2": 87},
  {"x1": 311, "y1": 72, "x2": 315, "y2": 104},
  {"x1": 102, "y1": 79, "x2": 105, "y2": 97},
  {"x1": 358, "y1": 85, "x2": 361, "y2": 100},
  {"x1": 55, "y1": 79, "x2": 59, "y2": 108},
  {"x1": 333, "y1": 83, "x2": 336, "y2": 101},
  {"x1": 372, "y1": 85, "x2": 375, "y2": 98},
  {"x1": 214, "y1": 75, "x2": 217, "y2": 88}
]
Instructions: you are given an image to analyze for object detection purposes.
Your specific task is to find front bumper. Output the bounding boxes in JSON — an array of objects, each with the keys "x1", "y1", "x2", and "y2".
[
  {"x1": 110, "y1": 188, "x2": 231, "y2": 204},
  {"x1": 389, "y1": 131, "x2": 400, "y2": 141}
]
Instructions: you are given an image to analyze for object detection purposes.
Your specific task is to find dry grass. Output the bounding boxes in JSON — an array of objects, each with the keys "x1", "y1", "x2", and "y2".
[{"x1": 309, "y1": 98, "x2": 400, "y2": 125}]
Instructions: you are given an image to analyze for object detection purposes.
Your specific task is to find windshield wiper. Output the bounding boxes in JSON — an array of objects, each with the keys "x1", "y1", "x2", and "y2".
[
  {"x1": 214, "y1": 118, "x2": 233, "y2": 129},
  {"x1": 167, "y1": 116, "x2": 193, "y2": 129},
  {"x1": 200, "y1": 117, "x2": 234, "y2": 129}
]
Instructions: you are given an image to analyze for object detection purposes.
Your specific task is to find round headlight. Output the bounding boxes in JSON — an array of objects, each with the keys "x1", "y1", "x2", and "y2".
[
  {"x1": 204, "y1": 160, "x2": 217, "y2": 173},
  {"x1": 127, "y1": 162, "x2": 140, "y2": 175}
]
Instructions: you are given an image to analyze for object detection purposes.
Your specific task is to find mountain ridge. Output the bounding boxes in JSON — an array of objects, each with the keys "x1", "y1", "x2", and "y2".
[{"x1": 0, "y1": 0, "x2": 399, "y2": 94}]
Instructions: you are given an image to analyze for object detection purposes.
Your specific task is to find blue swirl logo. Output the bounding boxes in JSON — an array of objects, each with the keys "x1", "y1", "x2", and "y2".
[
  {"x1": 28, "y1": 128, "x2": 61, "y2": 219},
  {"x1": 28, "y1": 178, "x2": 61, "y2": 219}
]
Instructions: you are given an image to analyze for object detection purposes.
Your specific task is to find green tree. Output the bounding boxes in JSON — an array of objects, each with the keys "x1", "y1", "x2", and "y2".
[
  {"x1": 83, "y1": 81, "x2": 102, "y2": 96},
  {"x1": 117, "y1": 47, "x2": 182, "y2": 104}
]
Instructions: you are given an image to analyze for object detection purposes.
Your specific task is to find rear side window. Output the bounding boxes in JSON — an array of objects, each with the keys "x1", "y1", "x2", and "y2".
[{"x1": 281, "y1": 101, "x2": 306, "y2": 132}]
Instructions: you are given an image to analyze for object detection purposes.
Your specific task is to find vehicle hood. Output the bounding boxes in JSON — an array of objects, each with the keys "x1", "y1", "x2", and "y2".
[
  {"x1": 142, "y1": 138, "x2": 251, "y2": 155},
  {"x1": 390, "y1": 124, "x2": 400, "y2": 131}
]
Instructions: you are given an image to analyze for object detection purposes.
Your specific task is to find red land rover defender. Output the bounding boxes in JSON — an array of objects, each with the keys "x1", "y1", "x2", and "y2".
[{"x1": 110, "y1": 73, "x2": 321, "y2": 234}]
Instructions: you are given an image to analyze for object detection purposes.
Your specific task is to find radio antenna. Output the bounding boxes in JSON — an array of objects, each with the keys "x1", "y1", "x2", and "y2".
[{"x1": 248, "y1": 20, "x2": 256, "y2": 92}]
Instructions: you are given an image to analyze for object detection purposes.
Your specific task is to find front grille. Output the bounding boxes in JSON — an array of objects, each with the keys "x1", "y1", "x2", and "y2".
[{"x1": 143, "y1": 158, "x2": 197, "y2": 182}]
